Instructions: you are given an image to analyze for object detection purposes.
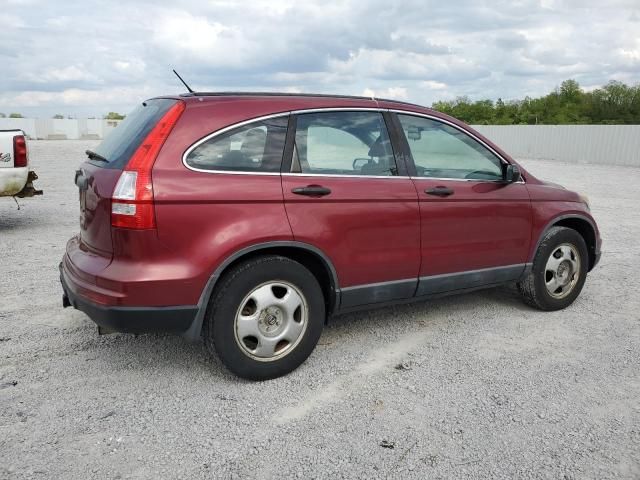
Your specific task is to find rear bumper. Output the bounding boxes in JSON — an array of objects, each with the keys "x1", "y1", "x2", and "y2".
[
  {"x1": 60, "y1": 262, "x2": 197, "y2": 334},
  {"x1": 0, "y1": 166, "x2": 28, "y2": 196}
]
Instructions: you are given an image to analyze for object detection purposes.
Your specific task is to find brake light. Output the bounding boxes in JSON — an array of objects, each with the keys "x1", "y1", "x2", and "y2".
[
  {"x1": 111, "y1": 101, "x2": 185, "y2": 229},
  {"x1": 13, "y1": 135, "x2": 27, "y2": 167}
]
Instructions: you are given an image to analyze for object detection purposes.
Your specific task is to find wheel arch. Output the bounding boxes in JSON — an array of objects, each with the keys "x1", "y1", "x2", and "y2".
[
  {"x1": 182, "y1": 241, "x2": 340, "y2": 341},
  {"x1": 532, "y1": 214, "x2": 598, "y2": 272}
]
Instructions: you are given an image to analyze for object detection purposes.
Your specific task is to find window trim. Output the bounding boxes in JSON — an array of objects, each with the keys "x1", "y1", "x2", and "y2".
[
  {"x1": 181, "y1": 107, "x2": 523, "y2": 183},
  {"x1": 388, "y1": 110, "x2": 525, "y2": 184},
  {"x1": 182, "y1": 111, "x2": 291, "y2": 175},
  {"x1": 281, "y1": 172, "x2": 412, "y2": 179},
  {"x1": 281, "y1": 114, "x2": 297, "y2": 173},
  {"x1": 290, "y1": 109, "x2": 401, "y2": 178}
]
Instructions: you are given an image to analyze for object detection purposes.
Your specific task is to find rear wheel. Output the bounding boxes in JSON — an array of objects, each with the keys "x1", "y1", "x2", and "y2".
[
  {"x1": 203, "y1": 255, "x2": 325, "y2": 380},
  {"x1": 518, "y1": 226, "x2": 588, "y2": 311}
]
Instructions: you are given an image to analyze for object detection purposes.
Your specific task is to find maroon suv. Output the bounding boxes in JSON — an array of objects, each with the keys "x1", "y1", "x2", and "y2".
[{"x1": 60, "y1": 92, "x2": 601, "y2": 379}]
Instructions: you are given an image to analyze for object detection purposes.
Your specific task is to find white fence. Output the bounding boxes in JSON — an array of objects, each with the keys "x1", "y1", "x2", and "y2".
[
  {"x1": 0, "y1": 118, "x2": 122, "y2": 140},
  {"x1": 472, "y1": 125, "x2": 640, "y2": 167},
  {"x1": 0, "y1": 118, "x2": 639, "y2": 167}
]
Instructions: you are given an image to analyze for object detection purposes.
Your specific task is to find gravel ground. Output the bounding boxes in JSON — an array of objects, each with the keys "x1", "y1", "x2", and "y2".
[{"x1": 1, "y1": 140, "x2": 639, "y2": 480}]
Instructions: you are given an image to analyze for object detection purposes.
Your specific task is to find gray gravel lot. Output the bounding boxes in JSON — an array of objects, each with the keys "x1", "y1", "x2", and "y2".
[{"x1": 1, "y1": 140, "x2": 639, "y2": 479}]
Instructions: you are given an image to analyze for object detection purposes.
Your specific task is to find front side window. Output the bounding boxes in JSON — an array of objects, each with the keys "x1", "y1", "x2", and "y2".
[
  {"x1": 397, "y1": 114, "x2": 503, "y2": 180},
  {"x1": 293, "y1": 111, "x2": 397, "y2": 176},
  {"x1": 185, "y1": 116, "x2": 288, "y2": 172}
]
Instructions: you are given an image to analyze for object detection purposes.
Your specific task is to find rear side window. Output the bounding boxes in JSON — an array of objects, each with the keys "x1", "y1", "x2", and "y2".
[
  {"x1": 293, "y1": 111, "x2": 397, "y2": 176},
  {"x1": 185, "y1": 116, "x2": 288, "y2": 173},
  {"x1": 92, "y1": 98, "x2": 178, "y2": 169}
]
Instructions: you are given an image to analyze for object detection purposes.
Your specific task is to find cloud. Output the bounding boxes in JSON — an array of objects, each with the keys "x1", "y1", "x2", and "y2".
[
  {"x1": 30, "y1": 65, "x2": 99, "y2": 83},
  {"x1": 0, "y1": 13, "x2": 25, "y2": 28},
  {"x1": 618, "y1": 39, "x2": 640, "y2": 61},
  {"x1": 390, "y1": 34, "x2": 451, "y2": 55},
  {"x1": 421, "y1": 81, "x2": 447, "y2": 90},
  {"x1": 0, "y1": 86, "x2": 155, "y2": 108},
  {"x1": 0, "y1": 0, "x2": 638, "y2": 116},
  {"x1": 151, "y1": 11, "x2": 247, "y2": 64},
  {"x1": 45, "y1": 16, "x2": 71, "y2": 28},
  {"x1": 362, "y1": 87, "x2": 408, "y2": 100}
]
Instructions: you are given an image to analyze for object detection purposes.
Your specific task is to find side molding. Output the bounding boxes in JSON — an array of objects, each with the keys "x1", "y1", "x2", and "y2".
[
  {"x1": 416, "y1": 264, "x2": 527, "y2": 297},
  {"x1": 340, "y1": 278, "x2": 417, "y2": 309},
  {"x1": 336, "y1": 264, "x2": 528, "y2": 312}
]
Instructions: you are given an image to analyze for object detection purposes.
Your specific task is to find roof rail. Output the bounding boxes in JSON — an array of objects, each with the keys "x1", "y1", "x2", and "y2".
[{"x1": 178, "y1": 91, "x2": 426, "y2": 109}]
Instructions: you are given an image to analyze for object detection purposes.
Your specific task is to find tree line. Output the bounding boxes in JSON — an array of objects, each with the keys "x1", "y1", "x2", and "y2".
[
  {"x1": 432, "y1": 79, "x2": 640, "y2": 125},
  {"x1": 3, "y1": 80, "x2": 639, "y2": 124}
]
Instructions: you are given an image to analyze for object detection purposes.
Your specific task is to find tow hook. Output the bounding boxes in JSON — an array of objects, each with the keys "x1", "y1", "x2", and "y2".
[{"x1": 15, "y1": 171, "x2": 43, "y2": 198}]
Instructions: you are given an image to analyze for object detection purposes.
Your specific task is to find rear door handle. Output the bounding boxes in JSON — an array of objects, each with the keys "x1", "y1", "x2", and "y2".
[
  {"x1": 291, "y1": 185, "x2": 332, "y2": 197},
  {"x1": 425, "y1": 186, "x2": 454, "y2": 197}
]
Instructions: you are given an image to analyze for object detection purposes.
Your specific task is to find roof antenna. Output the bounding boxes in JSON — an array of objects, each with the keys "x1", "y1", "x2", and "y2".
[{"x1": 173, "y1": 69, "x2": 194, "y2": 93}]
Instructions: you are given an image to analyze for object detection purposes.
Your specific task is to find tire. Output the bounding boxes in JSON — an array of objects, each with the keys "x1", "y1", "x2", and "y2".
[
  {"x1": 203, "y1": 255, "x2": 325, "y2": 380},
  {"x1": 517, "y1": 226, "x2": 589, "y2": 311}
]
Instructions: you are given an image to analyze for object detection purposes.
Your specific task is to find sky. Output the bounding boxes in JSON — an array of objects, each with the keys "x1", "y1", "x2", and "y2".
[{"x1": 1, "y1": 0, "x2": 639, "y2": 118}]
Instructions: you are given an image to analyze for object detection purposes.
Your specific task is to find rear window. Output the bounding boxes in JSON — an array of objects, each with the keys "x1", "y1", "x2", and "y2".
[{"x1": 92, "y1": 98, "x2": 177, "y2": 169}]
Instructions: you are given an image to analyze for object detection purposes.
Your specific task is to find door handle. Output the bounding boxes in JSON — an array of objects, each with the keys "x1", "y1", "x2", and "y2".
[
  {"x1": 425, "y1": 186, "x2": 454, "y2": 197},
  {"x1": 291, "y1": 185, "x2": 332, "y2": 197}
]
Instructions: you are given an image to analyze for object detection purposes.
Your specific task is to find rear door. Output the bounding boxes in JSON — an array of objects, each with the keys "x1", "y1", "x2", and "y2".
[
  {"x1": 391, "y1": 112, "x2": 532, "y2": 296},
  {"x1": 281, "y1": 110, "x2": 420, "y2": 309}
]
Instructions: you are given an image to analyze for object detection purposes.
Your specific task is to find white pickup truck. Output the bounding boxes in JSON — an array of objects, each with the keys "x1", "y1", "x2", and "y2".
[{"x1": 0, "y1": 129, "x2": 42, "y2": 197}]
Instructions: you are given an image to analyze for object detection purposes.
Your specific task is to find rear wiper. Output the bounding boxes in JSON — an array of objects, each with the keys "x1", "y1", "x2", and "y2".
[{"x1": 85, "y1": 149, "x2": 108, "y2": 162}]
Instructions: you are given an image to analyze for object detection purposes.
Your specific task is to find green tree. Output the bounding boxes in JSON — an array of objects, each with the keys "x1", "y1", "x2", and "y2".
[
  {"x1": 431, "y1": 79, "x2": 640, "y2": 125},
  {"x1": 559, "y1": 79, "x2": 581, "y2": 103},
  {"x1": 104, "y1": 112, "x2": 125, "y2": 120},
  {"x1": 52, "y1": 114, "x2": 64, "y2": 119},
  {"x1": 9, "y1": 113, "x2": 23, "y2": 118}
]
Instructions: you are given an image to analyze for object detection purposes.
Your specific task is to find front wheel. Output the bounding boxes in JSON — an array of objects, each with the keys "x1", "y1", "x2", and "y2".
[
  {"x1": 203, "y1": 255, "x2": 325, "y2": 380},
  {"x1": 518, "y1": 226, "x2": 589, "y2": 311}
]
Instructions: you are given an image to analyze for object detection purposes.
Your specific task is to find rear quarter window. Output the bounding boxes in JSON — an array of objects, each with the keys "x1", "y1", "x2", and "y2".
[
  {"x1": 92, "y1": 98, "x2": 178, "y2": 169},
  {"x1": 184, "y1": 116, "x2": 289, "y2": 173}
]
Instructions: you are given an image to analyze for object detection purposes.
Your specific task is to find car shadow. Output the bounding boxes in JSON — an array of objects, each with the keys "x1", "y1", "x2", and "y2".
[{"x1": 80, "y1": 284, "x2": 534, "y2": 382}]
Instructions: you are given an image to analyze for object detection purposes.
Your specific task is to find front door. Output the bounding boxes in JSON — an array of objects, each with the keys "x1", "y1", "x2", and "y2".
[
  {"x1": 393, "y1": 113, "x2": 532, "y2": 296},
  {"x1": 281, "y1": 110, "x2": 421, "y2": 308}
]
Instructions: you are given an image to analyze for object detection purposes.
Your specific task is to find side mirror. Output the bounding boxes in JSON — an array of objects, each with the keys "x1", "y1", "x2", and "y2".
[
  {"x1": 352, "y1": 158, "x2": 370, "y2": 170},
  {"x1": 504, "y1": 164, "x2": 521, "y2": 183}
]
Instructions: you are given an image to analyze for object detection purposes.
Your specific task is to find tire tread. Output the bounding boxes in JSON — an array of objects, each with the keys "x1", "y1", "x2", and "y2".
[
  {"x1": 203, "y1": 254, "x2": 324, "y2": 380},
  {"x1": 517, "y1": 226, "x2": 587, "y2": 311}
]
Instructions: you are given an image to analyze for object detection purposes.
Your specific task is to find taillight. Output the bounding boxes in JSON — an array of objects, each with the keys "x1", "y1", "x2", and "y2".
[
  {"x1": 13, "y1": 135, "x2": 28, "y2": 167},
  {"x1": 111, "y1": 101, "x2": 185, "y2": 229}
]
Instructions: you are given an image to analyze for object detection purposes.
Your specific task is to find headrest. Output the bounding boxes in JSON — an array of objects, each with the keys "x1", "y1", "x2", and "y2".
[
  {"x1": 368, "y1": 136, "x2": 386, "y2": 157},
  {"x1": 241, "y1": 128, "x2": 267, "y2": 157}
]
